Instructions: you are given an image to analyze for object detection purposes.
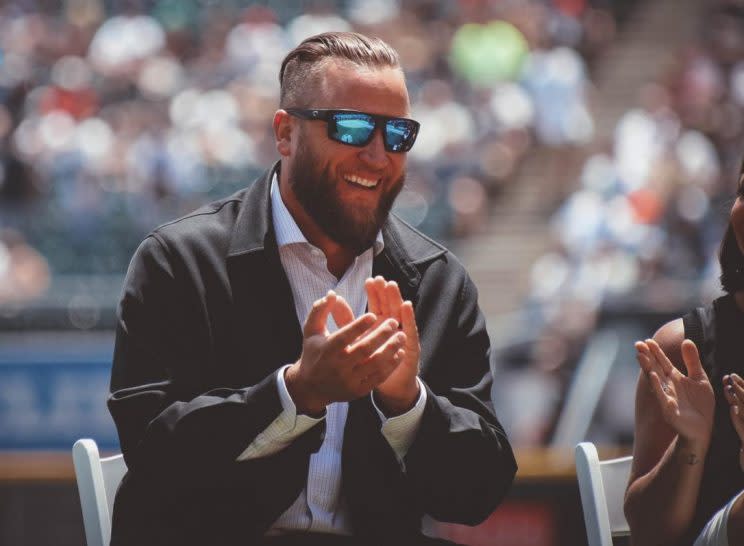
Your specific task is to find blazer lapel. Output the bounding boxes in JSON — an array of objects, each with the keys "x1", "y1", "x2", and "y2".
[{"x1": 225, "y1": 164, "x2": 302, "y2": 384}]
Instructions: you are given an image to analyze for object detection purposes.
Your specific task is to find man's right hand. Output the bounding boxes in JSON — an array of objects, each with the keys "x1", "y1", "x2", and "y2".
[{"x1": 284, "y1": 291, "x2": 407, "y2": 415}]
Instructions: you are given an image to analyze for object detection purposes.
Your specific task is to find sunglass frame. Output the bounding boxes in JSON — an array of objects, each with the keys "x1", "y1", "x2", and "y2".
[{"x1": 285, "y1": 108, "x2": 420, "y2": 152}]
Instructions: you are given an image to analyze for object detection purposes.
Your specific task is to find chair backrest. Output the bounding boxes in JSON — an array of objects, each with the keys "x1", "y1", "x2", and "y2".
[
  {"x1": 72, "y1": 438, "x2": 127, "y2": 546},
  {"x1": 575, "y1": 441, "x2": 632, "y2": 546}
]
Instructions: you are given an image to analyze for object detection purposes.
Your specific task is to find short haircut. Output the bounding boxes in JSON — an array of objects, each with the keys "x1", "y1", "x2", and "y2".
[
  {"x1": 719, "y1": 161, "x2": 744, "y2": 293},
  {"x1": 279, "y1": 31, "x2": 401, "y2": 108}
]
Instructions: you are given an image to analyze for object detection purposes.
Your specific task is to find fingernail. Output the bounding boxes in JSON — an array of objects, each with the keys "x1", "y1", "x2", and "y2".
[{"x1": 735, "y1": 405, "x2": 740, "y2": 415}]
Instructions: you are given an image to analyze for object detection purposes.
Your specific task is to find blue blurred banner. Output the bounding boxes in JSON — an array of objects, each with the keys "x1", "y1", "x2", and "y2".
[{"x1": 0, "y1": 332, "x2": 119, "y2": 450}]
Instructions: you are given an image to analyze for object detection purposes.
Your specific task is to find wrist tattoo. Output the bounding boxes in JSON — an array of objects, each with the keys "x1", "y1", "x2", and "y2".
[{"x1": 683, "y1": 453, "x2": 700, "y2": 465}]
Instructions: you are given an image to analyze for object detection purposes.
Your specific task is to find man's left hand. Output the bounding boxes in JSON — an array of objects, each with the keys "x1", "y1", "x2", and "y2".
[{"x1": 365, "y1": 276, "x2": 420, "y2": 416}]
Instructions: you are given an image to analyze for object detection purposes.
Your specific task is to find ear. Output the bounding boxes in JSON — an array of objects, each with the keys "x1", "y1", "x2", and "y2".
[{"x1": 273, "y1": 110, "x2": 293, "y2": 157}]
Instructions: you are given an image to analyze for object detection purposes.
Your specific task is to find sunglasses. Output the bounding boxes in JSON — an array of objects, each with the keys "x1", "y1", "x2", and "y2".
[{"x1": 285, "y1": 108, "x2": 420, "y2": 153}]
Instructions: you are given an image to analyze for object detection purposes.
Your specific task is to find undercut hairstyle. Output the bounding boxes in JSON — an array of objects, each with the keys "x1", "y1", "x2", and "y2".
[
  {"x1": 279, "y1": 31, "x2": 401, "y2": 109},
  {"x1": 720, "y1": 160, "x2": 744, "y2": 293}
]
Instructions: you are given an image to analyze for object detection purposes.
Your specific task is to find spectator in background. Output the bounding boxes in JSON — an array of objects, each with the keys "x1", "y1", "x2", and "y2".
[
  {"x1": 107, "y1": 32, "x2": 516, "y2": 546},
  {"x1": 0, "y1": 228, "x2": 50, "y2": 305},
  {"x1": 625, "y1": 163, "x2": 744, "y2": 546}
]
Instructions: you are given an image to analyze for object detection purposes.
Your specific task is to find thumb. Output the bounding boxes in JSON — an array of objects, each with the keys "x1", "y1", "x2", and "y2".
[
  {"x1": 304, "y1": 291, "x2": 336, "y2": 337},
  {"x1": 681, "y1": 339, "x2": 707, "y2": 381}
]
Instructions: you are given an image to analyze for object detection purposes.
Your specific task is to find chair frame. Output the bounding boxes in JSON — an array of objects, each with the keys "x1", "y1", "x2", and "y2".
[
  {"x1": 575, "y1": 441, "x2": 632, "y2": 546},
  {"x1": 72, "y1": 438, "x2": 127, "y2": 546}
]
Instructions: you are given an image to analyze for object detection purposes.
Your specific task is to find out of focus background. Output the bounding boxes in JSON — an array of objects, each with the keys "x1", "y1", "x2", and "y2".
[{"x1": 0, "y1": 0, "x2": 739, "y2": 544}]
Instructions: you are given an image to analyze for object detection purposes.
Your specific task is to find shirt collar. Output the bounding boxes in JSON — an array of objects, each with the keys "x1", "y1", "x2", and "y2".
[{"x1": 270, "y1": 173, "x2": 384, "y2": 256}]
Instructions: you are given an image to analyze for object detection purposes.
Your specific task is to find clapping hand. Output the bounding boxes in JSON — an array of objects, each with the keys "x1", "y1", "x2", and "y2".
[
  {"x1": 365, "y1": 276, "x2": 421, "y2": 415},
  {"x1": 635, "y1": 339, "x2": 714, "y2": 447},
  {"x1": 723, "y1": 373, "x2": 744, "y2": 471},
  {"x1": 285, "y1": 290, "x2": 407, "y2": 415}
]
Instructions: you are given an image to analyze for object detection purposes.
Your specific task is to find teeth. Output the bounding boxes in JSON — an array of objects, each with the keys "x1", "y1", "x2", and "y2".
[{"x1": 344, "y1": 175, "x2": 378, "y2": 188}]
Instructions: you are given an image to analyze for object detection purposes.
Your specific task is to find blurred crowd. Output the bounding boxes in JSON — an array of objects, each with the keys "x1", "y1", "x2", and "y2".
[
  {"x1": 495, "y1": 0, "x2": 744, "y2": 446},
  {"x1": 0, "y1": 0, "x2": 622, "y2": 304}
]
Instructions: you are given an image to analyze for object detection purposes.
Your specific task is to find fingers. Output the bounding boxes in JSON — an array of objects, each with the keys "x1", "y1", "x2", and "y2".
[
  {"x1": 681, "y1": 339, "x2": 707, "y2": 381},
  {"x1": 649, "y1": 370, "x2": 681, "y2": 420},
  {"x1": 635, "y1": 342, "x2": 653, "y2": 374},
  {"x1": 647, "y1": 369, "x2": 673, "y2": 404},
  {"x1": 637, "y1": 342, "x2": 676, "y2": 408},
  {"x1": 365, "y1": 276, "x2": 404, "y2": 324},
  {"x1": 724, "y1": 375, "x2": 744, "y2": 469},
  {"x1": 383, "y1": 281, "x2": 403, "y2": 324},
  {"x1": 365, "y1": 278, "x2": 382, "y2": 316},
  {"x1": 348, "y1": 322, "x2": 406, "y2": 394},
  {"x1": 303, "y1": 291, "x2": 338, "y2": 337},
  {"x1": 371, "y1": 276, "x2": 392, "y2": 318},
  {"x1": 645, "y1": 339, "x2": 675, "y2": 376},
  {"x1": 727, "y1": 375, "x2": 744, "y2": 443},
  {"x1": 328, "y1": 312, "x2": 378, "y2": 348},
  {"x1": 635, "y1": 342, "x2": 666, "y2": 382},
  {"x1": 400, "y1": 300, "x2": 418, "y2": 345},
  {"x1": 731, "y1": 403, "x2": 744, "y2": 445},
  {"x1": 362, "y1": 348, "x2": 405, "y2": 386},
  {"x1": 330, "y1": 293, "x2": 355, "y2": 329},
  {"x1": 347, "y1": 318, "x2": 405, "y2": 361}
]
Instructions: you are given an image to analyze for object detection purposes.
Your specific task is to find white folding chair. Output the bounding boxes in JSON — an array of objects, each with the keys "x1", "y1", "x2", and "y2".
[
  {"x1": 72, "y1": 438, "x2": 127, "y2": 546},
  {"x1": 575, "y1": 441, "x2": 632, "y2": 546}
]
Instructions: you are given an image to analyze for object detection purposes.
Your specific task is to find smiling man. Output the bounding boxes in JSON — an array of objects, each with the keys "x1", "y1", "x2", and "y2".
[{"x1": 108, "y1": 32, "x2": 516, "y2": 546}]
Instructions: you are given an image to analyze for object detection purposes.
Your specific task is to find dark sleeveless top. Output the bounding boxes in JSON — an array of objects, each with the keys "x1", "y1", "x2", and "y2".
[{"x1": 680, "y1": 294, "x2": 744, "y2": 545}]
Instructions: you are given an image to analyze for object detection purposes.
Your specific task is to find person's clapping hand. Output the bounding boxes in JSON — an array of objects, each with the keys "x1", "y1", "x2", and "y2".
[
  {"x1": 723, "y1": 373, "x2": 744, "y2": 471},
  {"x1": 285, "y1": 290, "x2": 407, "y2": 415},
  {"x1": 365, "y1": 276, "x2": 421, "y2": 416},
  {"x1": 635, "y1": 339, "x2": 714, "y2": 449}
]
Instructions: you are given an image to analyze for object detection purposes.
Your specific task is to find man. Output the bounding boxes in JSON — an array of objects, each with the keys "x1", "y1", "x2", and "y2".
[{"x1": 108, "y1": 31, "x2": 516, "y2": 546}]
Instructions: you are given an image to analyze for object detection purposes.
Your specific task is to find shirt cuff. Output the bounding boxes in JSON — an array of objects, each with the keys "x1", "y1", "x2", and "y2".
[
  {"x1": 236, "y1": 365, "x2": 324, "y2": 461},
  {"x1": 371, "y1": 377, "x2": 427, "y2": 462}
]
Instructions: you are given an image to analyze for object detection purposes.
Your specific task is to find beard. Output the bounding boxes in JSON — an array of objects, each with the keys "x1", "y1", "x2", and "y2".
[{"x1": 288, "y1": 140, "x2": 404, "y2": 255}]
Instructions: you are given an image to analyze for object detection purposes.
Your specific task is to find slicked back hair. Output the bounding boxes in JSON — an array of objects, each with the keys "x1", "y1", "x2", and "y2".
[{"x1": 279, "y1": 31, "x2": 402, "y2": 108}]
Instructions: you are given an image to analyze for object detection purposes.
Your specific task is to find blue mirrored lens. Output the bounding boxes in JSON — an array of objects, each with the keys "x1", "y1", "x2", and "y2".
[
  {"x1": 332, "y1": 114, "x2": 375, "y2": 145},
  {"x1": 385, "y1": 119, "x2": 416, "y2": 152}
]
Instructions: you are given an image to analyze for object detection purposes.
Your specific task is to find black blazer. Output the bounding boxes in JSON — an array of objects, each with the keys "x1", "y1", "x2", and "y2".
[{"x1": 108, "y1": 163, "x2": 517, "y2": 545}]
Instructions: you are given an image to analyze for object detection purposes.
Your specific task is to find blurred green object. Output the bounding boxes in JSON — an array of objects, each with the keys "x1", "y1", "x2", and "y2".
[
  {"x1": 152, "y1": 0, "x2": 200, "y2": 32},
  {"x1": 450, "y1": 21, "x2": 529, "y2": 86}
]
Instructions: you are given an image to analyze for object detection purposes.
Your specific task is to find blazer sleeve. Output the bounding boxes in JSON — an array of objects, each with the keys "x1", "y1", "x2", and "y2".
[
  {"x1": 108, "y1": 234, "x2": 323, "y2": 489},
  {"x1": 404, "y1": 269, "x2": 517, "y2": 525}
]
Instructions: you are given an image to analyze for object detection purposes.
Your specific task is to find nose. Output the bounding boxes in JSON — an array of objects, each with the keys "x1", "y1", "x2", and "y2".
[{"x1": 358, "y1": 127, "x2": 387, "y2": 170}]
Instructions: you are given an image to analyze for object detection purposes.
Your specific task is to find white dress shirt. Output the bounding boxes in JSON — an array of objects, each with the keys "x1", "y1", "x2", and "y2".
[{"x1": 236, "y1": 174, "x2": 427, "y2": 535}]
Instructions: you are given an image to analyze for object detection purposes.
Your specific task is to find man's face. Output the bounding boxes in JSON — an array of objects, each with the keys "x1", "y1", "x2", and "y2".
[{"x1": 286, "y1": 61, "x2": 410, "y2": 254}]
